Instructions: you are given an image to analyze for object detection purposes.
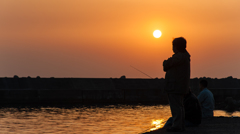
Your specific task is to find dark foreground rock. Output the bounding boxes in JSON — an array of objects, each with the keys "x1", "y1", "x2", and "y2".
[{"x1": 143, "y1": 117, "x2": 240, "y2": 134}]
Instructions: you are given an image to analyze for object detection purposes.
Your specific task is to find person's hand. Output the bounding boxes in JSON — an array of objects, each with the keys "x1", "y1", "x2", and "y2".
[{"x1": 163, "y1": 60, "x2": 167, "y2": 66}]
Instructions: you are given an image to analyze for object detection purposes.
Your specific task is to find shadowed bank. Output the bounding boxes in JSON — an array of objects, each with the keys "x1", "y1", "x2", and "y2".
[{"x1": 142, "y1": 117, "x2": 240, "y2": 134}]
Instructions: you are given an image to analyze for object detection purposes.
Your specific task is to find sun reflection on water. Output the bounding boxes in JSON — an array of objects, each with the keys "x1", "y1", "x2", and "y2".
[{"x1": 150, "y1": 119, "x2": 165, "y2": 131}]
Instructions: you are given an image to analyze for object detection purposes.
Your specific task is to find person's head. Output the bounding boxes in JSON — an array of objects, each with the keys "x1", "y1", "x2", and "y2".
[
  {"x1": 199, "y1": 79, "x2": 208, "y2": 91},
  {"x1": 172, "y1": 37, "x2": 187, "y2": 54}
]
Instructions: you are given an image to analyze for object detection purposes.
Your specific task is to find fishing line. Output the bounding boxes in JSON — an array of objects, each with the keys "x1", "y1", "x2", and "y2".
[{"x1": 130, "y1": 66, "x2": 153, "y2": 79}]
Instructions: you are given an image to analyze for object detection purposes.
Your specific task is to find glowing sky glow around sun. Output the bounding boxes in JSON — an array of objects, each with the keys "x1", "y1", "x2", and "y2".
[{"x1": 1, "y1": 0, "x2": 240, "y2": 78}]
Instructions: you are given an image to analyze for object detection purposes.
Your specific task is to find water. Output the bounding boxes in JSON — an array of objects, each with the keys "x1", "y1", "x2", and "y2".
[{"x1": 0, "y1": 105, "x2": 239, "y2": 134}]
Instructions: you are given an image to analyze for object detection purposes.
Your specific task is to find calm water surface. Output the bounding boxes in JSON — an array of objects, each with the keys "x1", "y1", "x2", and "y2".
[{"x1": 0, "y1": 105, "x2": 239, "y2": 134}]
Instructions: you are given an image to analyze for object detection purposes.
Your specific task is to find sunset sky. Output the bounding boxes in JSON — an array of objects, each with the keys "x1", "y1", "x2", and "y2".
[{"x1": 1, "y1": 0, "x2": 240, "y2": 78}]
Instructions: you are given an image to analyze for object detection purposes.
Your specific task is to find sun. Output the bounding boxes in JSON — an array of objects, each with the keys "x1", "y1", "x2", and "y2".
[{"x1": 153, "y1": 30, "x2": 162, "y2": 38}]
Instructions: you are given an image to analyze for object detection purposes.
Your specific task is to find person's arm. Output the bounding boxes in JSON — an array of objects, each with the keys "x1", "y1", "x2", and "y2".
[
  {"x1": 163, "y1": 60, "x2": 168, "y2": 72},
  {"x1": 163, "y1": 53, "x2": 184, "y2": 71},
  {"x1": 197, "y1": 91, "x2": 206, "y2": 104}
]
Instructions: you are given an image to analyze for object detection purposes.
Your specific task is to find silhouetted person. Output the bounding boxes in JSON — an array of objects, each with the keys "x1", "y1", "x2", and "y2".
[
  {"x1": 198, "y1": 80, "x2": 215, "y2": 118},
  {"x1": 163, "y1": 37, "x2": 191, "y2": 132},
  {"x1": 164, "y1": 90, "x2": 202, "y2": 128}
]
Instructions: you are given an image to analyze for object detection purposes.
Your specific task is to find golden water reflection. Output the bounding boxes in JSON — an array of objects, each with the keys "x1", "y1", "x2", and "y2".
[
  {"x1": 0, "y1": 105, "x2": 236, "y2": 134},
  {"x1": 150, "y1": 119, "x2": 164, "y2": 131},
  {"x1": 214, "y1": 110, "x2": 240, "y2": 117}
]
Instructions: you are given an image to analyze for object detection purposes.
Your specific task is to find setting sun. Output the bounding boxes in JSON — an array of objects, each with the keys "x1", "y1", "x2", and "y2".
[{"x1": 153, "y1": 30, "x2": 162, "y2": 38}]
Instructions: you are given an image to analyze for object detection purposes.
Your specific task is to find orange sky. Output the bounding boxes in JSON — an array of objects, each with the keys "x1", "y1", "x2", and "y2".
[{"x1": 0, "y1": 0, "x2": 240, "y2": 78}]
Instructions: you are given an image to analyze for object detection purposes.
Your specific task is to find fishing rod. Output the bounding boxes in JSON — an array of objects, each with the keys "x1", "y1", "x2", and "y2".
[{"x1": 130, "y1": 65, "x2": 153, "y2": 79}]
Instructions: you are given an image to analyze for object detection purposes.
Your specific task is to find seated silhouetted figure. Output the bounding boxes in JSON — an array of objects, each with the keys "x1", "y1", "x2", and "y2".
[
  {"x1": 198, "y1": 80, "x2": 215, "y2": 118},
  {"x1": 164, "y1": 90, "x2": 202, "y2": 127}
]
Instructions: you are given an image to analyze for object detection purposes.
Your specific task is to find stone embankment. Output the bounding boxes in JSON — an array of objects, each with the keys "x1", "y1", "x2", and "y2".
[{"x1": 0, "y1": 76, "x2": 239, "y2": 105}]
